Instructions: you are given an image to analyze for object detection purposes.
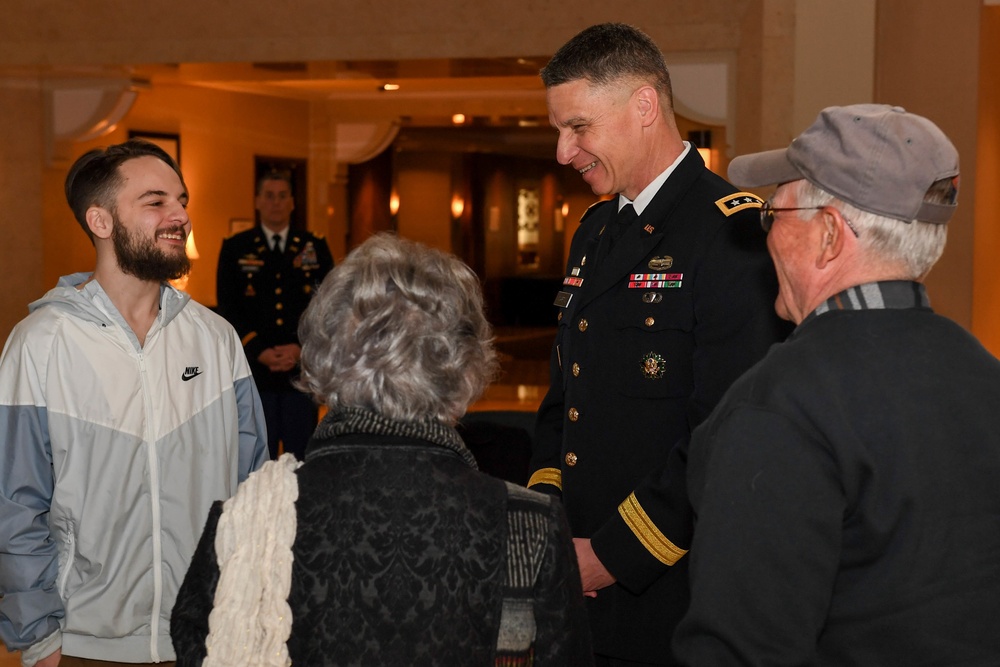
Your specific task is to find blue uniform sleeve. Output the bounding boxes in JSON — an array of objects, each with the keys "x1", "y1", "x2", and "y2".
[{"x1": 234, "y1": 375, "x2": 270, "y2": 480}]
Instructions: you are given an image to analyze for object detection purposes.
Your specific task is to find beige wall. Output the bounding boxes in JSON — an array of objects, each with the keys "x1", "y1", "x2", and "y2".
[
  {"x1": 875, "y1": 0, "x2": 982, "y2": 331},
  {"x1": 395, "y1": 152, "x2": 455, "y2": 252},
  {"x1": 974, "y1": 5, "x2": 1000, "y2": 356},
  {"x1": 1, "y1": 1, "x2": 763, "y2": 66},
  {"x1": 0, "y1": 82, "x2": 46, "y2": 336},
  {"x1": 793, "y1": 0, "x2": 876, "y2": 131}
]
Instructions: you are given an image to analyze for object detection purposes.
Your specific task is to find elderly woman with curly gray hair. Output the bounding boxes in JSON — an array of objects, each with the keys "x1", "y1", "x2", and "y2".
[{"x1": 170, "y1": 233, "x2": 592, "y2": 666}]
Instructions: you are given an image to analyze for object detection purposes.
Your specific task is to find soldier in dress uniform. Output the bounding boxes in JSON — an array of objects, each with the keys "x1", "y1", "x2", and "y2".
[
  {"x1": 216, "y1": 167, "x2": 334, "y2": 460},
  {"x1": 528, "y1": 24, "x2": 789, "y2": 665}
]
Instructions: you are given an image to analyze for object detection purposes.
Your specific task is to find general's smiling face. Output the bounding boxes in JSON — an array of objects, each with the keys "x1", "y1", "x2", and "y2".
[{"x1": 547, "y1": 78, "x2": 643, "y2": 199}]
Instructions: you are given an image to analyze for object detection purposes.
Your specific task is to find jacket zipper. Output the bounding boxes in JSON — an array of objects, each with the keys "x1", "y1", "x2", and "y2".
[{"x1": 137, "y1": 351, "x2": 163, "y2": 662}]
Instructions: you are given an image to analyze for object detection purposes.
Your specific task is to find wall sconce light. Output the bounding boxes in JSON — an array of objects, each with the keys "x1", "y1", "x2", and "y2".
[
  {"x1": 169, "y1": 230, "x2": 200, "y2": 291},
  {"x1": 688, "y1": 130, "x2": 713, "y2": 170},
  {"x1": 389, "y1": 189, "x2": 400, "y2": 216},
  {"x1": 452, "y1": 113, "x2": 466, "y2": 125},
  {"x1": 185, "y1": 230, "x2": 200, "y2": 260},
  {"x1": 451, "y1": 194, "x2": 465, "y2": 219},
  {"x1": 554, "y1": 199, "x2": 570, "y2": 232}
]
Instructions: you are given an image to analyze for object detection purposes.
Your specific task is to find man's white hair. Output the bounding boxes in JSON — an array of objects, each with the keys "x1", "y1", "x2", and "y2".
[{"x1": 795, "y1": 180, "x2": 948, "y2": 279}]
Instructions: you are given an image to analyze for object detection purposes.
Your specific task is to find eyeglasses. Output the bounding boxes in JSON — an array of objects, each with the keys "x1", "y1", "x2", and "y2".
[{"x1": 759, "y1": 202, "x2": 860, "y2": 238}]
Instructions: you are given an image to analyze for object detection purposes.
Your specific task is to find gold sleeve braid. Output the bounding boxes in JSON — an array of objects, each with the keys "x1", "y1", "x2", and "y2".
[
  {"x1": 527, "y1": 467, "x2": 562, "y2": 491},
  {"x1": 618, "y1": 492, "x2": 688, "y2": 565},
  {"x1": 240, "y1": 331, "x2": 259, "y2": 346}
]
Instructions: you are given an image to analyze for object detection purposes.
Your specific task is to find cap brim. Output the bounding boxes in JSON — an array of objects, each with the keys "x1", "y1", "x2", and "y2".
[{"x1": 727, "y1": 148, "x2": 804, "y2": 189}]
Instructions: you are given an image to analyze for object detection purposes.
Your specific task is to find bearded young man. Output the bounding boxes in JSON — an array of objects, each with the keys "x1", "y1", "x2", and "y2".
[{"x1": 0, "y1": 139, "x2": 268, "y2": 667}]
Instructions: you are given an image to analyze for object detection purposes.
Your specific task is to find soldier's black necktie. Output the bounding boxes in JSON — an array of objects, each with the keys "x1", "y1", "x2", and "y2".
[
  {"x1": 609, "y1": 203, "x2": 637, "y2": 250},
  {"x1": 272, "y1": 233, "x2": 282, "y2": 254}
]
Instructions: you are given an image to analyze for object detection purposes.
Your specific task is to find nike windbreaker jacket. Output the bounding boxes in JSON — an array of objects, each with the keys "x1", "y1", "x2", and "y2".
[{"x1": 0, "y1": 273, "x2": 269, "y2": 664}]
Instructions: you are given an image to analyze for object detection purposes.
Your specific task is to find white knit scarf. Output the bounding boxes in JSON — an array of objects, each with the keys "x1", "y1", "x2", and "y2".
[{"x1": 203, "y1": 453, "x2": 303, "y2": 667}]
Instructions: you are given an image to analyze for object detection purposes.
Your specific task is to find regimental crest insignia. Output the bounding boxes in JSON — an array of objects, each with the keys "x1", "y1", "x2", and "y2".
[
  {"x1": 715, "y1": 192, "x2": 764, "y2": 216},
  {"x1": 641, "y1": 351, "x2": 667, "y2": 379},
  {"x1": 648, "y1": 256, "x2": 673, "y2": 270}
]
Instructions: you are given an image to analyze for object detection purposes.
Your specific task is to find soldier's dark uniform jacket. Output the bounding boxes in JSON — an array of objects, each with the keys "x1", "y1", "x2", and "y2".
[
  {"x1": 216, "y1": 225, "x2": 334, "y2": 392},
  {"x1": 529, "y1": 148, "x2": 788, "y2": 663}
]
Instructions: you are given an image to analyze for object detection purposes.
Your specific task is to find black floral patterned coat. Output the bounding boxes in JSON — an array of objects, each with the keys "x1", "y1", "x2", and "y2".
[{"x1": 171, "y1": 409, "x2": 592, "y2": 666}]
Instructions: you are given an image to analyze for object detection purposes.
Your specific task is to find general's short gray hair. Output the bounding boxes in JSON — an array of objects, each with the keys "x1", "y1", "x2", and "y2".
[
  {"x1": 540, "y1": 23, "x2": 674, "y2": 107},
  {"x1": 296, "y1": 233, "x2": 499, "y2": 424},
  {"x1": 795, "y1": 180, "x2": 949, "y2": 279}
]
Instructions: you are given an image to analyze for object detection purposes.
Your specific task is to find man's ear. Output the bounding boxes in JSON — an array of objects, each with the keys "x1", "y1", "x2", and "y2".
[
  {"x1": 816, "y1": 207, "x2": 847, "y2": 269},
  {"x1": 87, "y1": 206, "x2": 113, "y2": 241},
  {"x1": 635, "y1": 85, "x2": 659, "y2": 127}
]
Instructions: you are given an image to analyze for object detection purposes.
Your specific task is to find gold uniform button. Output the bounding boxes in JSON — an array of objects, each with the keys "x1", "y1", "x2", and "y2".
[
  {"x1": 276, "y1": 303, "x2": 284, "y2": 311},
  {"x1": 276, "y1": 318, "x2": 284, "y2": 326},
  {"x1": 565, "y1": 451, "x2": 578, "y2": 466},
  {"x1": 568, "y1": 407, "x2": 579, "y2": 421},
  {"x1": 275, "y1": 288, "x2": 282, "y2": 295},
  {"x1": 645, "y1": 317, "x2": 655, "y2": 327},
  {"x1": 572, "y1": 362, "x2": 580, "y2": 377},
  {"x1": 557, "y1": 312, "x2": 563, "y2": 321},
  {"x1": 578, "y1": 318, "x2": 588, "y2": 332}
]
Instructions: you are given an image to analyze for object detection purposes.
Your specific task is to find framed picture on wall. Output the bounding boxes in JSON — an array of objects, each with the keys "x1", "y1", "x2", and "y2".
[
  {"x1": 229, "y1": 218, "x2": 255, "y2": 235},
  {"x1": 128, "y1": 130, "x2": 181, "y2": 166}
]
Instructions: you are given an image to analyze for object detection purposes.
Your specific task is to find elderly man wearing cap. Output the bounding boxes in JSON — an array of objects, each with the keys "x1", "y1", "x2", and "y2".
[{"x1": 673, "y1": 104, "x2": 1000, "y2": 664}]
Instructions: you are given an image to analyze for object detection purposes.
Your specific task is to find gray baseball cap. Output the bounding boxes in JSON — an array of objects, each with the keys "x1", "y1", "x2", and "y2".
[{"x1": 728, "y1": 104, "x2": 959, "y2": 224}]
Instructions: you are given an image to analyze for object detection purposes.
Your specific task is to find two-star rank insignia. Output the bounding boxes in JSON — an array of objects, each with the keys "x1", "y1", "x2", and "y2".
[{"x1": 715, "y1": 192, "x2": 764, "y2": 216}]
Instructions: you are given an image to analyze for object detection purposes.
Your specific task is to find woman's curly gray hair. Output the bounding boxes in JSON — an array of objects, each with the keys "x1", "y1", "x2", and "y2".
[{"x1": 296, "y1": 233, "x2": 499, "y2": 424}]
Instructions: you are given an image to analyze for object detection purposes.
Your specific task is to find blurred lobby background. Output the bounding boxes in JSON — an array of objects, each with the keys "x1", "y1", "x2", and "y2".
[
  {"x1": 3, "y1": 1, "x2": 1000, "y2": 663},
  {"x1": 2, "y1": 0, "x2": 1000, "y2": 408}
]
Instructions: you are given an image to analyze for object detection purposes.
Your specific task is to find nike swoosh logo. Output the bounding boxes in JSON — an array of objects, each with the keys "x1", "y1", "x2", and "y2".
[{"x1": 181, "y1": 370, "x2": 203, "y2": 381}]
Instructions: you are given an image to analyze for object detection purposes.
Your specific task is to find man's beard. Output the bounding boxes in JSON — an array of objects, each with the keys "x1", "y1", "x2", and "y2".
[{"x1": 111, "y1": 214, "x2": 191, "y2": 282}]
